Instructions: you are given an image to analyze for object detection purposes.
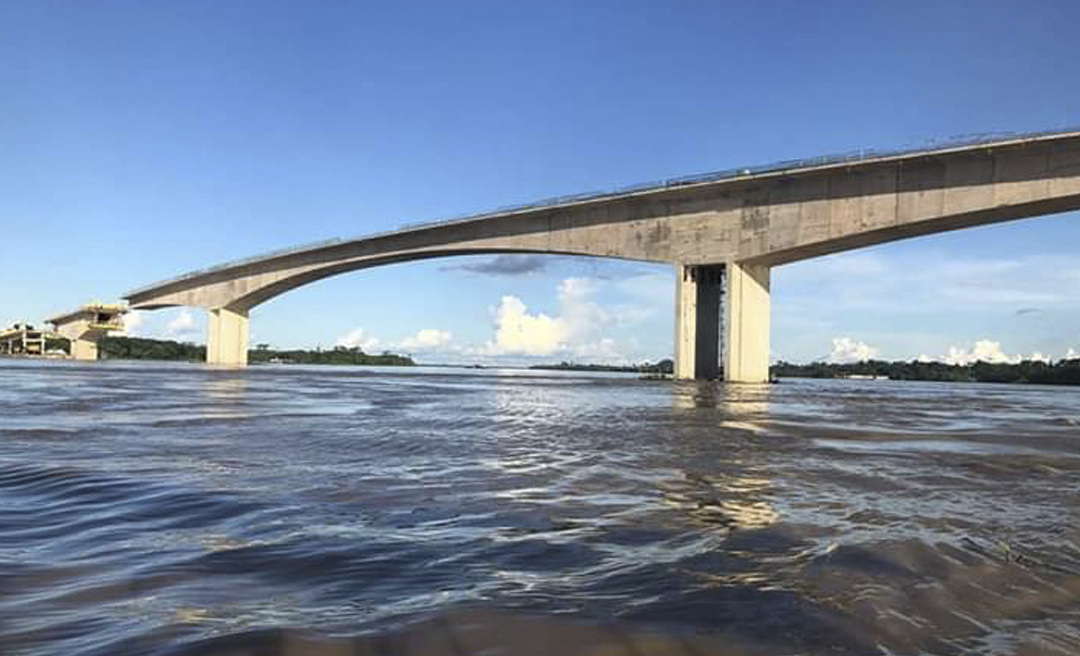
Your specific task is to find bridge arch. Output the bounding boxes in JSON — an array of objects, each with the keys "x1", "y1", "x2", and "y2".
[{"x1": 122, "y1": 130, "x2": 1080, "y2": 380}]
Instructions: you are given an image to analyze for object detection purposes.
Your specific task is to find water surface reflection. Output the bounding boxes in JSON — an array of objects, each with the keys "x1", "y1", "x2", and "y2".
[{"x1": 1, "y1": 362, "x2": 1078, "y2": 655}]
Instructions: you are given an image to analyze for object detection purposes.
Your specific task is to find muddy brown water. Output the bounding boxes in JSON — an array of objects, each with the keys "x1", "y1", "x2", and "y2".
[{"x1": 2, "y1": 360, "x2": 1079, "y2": 655}]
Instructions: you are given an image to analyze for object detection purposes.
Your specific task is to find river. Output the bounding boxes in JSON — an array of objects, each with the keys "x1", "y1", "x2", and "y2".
[{"x1": 2, "y1": 360, "x2": 1078, "y2": 655}]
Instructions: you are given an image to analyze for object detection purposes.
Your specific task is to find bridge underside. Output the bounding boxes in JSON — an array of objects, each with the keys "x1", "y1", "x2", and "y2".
[{"x1": 122, "y1": 131, "x2": 1080, "y2": 380}]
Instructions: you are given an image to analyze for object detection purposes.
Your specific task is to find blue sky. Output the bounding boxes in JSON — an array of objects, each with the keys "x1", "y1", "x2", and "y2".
[{"x1": 2, "y1": 1, "x2": 1079, "y2": 364}]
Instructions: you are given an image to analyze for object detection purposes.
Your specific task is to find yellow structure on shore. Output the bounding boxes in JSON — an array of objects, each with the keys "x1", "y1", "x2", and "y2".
[
  {"x1": 0, "y1": 323, "x2": 51, "y2": 356},
  {"x1": 47, "y1": 302, "x2": 128, "y2": 360}
]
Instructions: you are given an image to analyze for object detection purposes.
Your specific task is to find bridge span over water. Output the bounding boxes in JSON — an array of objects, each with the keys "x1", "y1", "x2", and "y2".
[{"x1": 123, "y1": 129, "x2": 1080, "y2": 381}]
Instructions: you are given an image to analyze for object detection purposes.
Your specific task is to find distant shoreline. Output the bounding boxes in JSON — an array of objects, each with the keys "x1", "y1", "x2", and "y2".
[
  {"x1": 529, "y1": 360, "x2": 674, "y2": 375},
  {"x1": 14, "y1": 336, "x2": 1080, "y2": 386},
  {"x1": 97, "y1": 336, "x2": 415, "y2": 367},
  {"x1": 772, "y1": 359, "x2": 1080, "y2": 386}
]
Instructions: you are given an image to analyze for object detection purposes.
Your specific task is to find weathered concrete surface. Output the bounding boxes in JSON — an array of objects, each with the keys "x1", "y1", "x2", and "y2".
[
  {"x1": 48, "y1": 304, "x2": 127, "y2": 361},
  {"x1": 724, "y1": 263, "x2": 770, "y2": 384},
  {"x1": 206, "y1": 307, "x2": 248, "y2": 366},
  {"x1": 674, "y1": 265, "x2": 722, "y2": 379},
  {"x1": 69, "y1": 338, "x2": 99, "y2": 361},
  {"x1": 122, "y1": 131, "x2": 1080, "y2": 377}
]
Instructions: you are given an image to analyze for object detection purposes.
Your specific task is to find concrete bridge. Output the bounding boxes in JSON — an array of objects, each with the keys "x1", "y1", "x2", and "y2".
[
  {"x1": 48, "y1": 303, "x2": 127, "y2": 360},
  {"x1": 124, "y1": 129, "x2": 1080, "y2": 381}
]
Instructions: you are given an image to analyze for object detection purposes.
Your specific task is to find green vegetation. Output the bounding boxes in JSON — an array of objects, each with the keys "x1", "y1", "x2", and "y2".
[
  {"x1": 531, "y1": 359, "x2": 674, "y2": 374},
  {"x1": 69, "y1": 337, "x2": 1080, "y2": 385},
  {"x1": 771, "y1": 358, "x2": 1080, "y2": 386},
  {"x1": 249, "y1": 344, "x2": 414, "y2": 367},
  {"x1": 99, "y1": 336, "x2": 205, "y2": 361},
  {"x1": 94, "y1": 336, "x2": 414, "y2": 366}
]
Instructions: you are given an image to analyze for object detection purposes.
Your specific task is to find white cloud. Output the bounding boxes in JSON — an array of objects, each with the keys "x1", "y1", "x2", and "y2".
[
  {"x1": 121, "y1": 310, "x2": 145, "y2": 336},
  {"x1": 557, "y1": 277, "x2": 609, "y2": 337},
  {"x1": 827, "y1": 337, "x2": 879, "y2": 363},
  {"x1": 936, "y1": 339, "x2": 1039, "y2": 365},
  {"x1": 774, "y1": 246, "x2": 1080, "y2": 362},
  {"x1": 335, "y1": 327, "x2": 381, "y2": 352},
  {"x1": 942, "y1": 340, "x2": 1017, "y2": 365},
  {"x1": 167, "y1": 310, "x2": 193, "y2": 333},
  {"x1": 918, "y1": 340, "x2": 1068, "y2": 365},
  {"x1": 779, "y1": 252, "x2": 1080, "y2": 317},
  {"x1": 479, "y1": 277, "x2": 626, "y2": 362},
  {"x1": 483, "y1": 295, "x2": 568, "y2": 356},
  {"x1": 166, "y1": 309, "x2": 199, "y2": 340},
  {"x1": 398, "y1": 328, "x2": 452, "y2": 351},
  {"x1": 1068, "y1": 348, "x2": 1080, "y2": 360}
]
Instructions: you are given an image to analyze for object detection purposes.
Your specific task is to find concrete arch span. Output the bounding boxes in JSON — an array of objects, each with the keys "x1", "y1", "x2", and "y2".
[
  {"x1": 199, "y1": 248, "x2": 655, "y2": 367},
  {"x1": 134, "y1": 247, "x2": 657, "y2": 313},
  {"x1": 122, "y1": 130, "x2": 1080, "y2": 379}
]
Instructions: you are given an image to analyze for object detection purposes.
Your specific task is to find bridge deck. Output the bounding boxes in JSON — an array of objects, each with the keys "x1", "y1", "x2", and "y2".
[{"x1": 125, "y1": 127, "x2": 1080, "y2": 299}]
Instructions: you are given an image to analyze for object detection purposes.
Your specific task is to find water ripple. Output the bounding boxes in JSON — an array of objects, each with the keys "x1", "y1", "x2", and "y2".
[{"x1": 1, "y1": 361, "x2": 1078, "y2": 655}]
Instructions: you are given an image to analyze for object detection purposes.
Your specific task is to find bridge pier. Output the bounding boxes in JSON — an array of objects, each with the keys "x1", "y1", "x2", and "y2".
[
  {"x1": 70, "y1": 339, "x2": 99, "y2": 360},
  {"x1": 723, "y1": 262, "x2": 770, "y2": 383},
  {"x1": 674, "y1": 262, "x2": 770, "y2": 382},
  {"x1": 207, "y1": 307, "x2": 249, "y2": 366},
  {"x1": 674, "y1": 264, "x2": 723, "y2": 379}
]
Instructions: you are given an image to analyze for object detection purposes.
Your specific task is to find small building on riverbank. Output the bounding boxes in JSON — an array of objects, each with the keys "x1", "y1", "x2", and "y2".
[{"x1": 0, "y1": 323, "x2": 50, "y2": 356}]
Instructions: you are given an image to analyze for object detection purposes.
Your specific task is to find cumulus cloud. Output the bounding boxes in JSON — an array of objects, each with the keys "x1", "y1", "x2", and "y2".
[
  {"x1": 336, "y1": 327, "x2": 457, "y2": 355},
  {"x1": 449, "y1": 254, "x2": 553, "y2": 276},
  {"x1": 479, "y1": 277, "x2": 625, "y2": 361},
  {"x1": 1068, "y1": 348, "x2": 1080, "y2": 360},
  {"x1": 918, "y1": 339, "x2": 1060, "y2": 365},
  {"x1": 942, "y1": 340, "x2": 1020, "y2": 365},
  {"x1": 827, "y1": 337, "x2": 879, "y2": 364},
  {"x1": 398, "y1": 328, "x2": 452, "y2": 351},
  {"x1": 484, "y1": 295, "x2": 568, "y2": 356},
  {"x1": 335, "y1": 327, "x2": 381, "y2": 352}
]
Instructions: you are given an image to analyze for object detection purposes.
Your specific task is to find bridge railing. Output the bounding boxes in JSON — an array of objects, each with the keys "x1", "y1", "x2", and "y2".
[
  {"x1": 126, "y1": 126, "x2": 1080, "y2": 299},
  {"x1": 396, "y1": 126, "x2": 1079, "y2": 230}
]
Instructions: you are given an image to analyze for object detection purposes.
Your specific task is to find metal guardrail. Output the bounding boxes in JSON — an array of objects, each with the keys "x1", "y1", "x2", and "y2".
[
  {"x1": 125, "y1": 238, "x2": 347, "y2": 298},
  {"x1": 125, "y1": 126, "x2": 1080, "y2": 299}
]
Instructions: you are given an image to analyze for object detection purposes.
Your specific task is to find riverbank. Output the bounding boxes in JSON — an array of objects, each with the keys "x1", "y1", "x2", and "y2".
[
  {"x1": 773, "y1": 358, "x2": 1080, "y2": 386},
  {"x1": 96, "y1": 336, "x2": 415, "y2": 366}
]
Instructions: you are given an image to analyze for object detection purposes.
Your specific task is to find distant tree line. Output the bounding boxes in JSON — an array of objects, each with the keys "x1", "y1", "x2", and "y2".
[
  {"x1": 531, "y1": 359, "x2": 675, "y2": 374},
  {"x1": 771, "y1": 358, "x2": 1080, "y2": 386},
  {"x1": 72, "y1": 337, "x2": 1080, "y2": 385},
  {"x1": 93, "y1": 336, "x2": 413, "y2": 366},
  {"x1": 249, "y1": 344, "x2": 414, "y2": 367},
  {"x1": 99, "y1": 336, "x2": 206, "y2": 361}
]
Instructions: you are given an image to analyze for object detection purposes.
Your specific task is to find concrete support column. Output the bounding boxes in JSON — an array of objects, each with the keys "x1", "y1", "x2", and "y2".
[
  {"x1": 70, "y1": 338, "x2": 99, "y2": 361},
  {"x1": 674, "y1": 264, "x2": 723, "y2": 380},
  {"x1": 723, "y1": 262, "x2": 770, "y2": 383},
  {"x1": 207, "y1": 307, "x2": 249, "y2": 366}
]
